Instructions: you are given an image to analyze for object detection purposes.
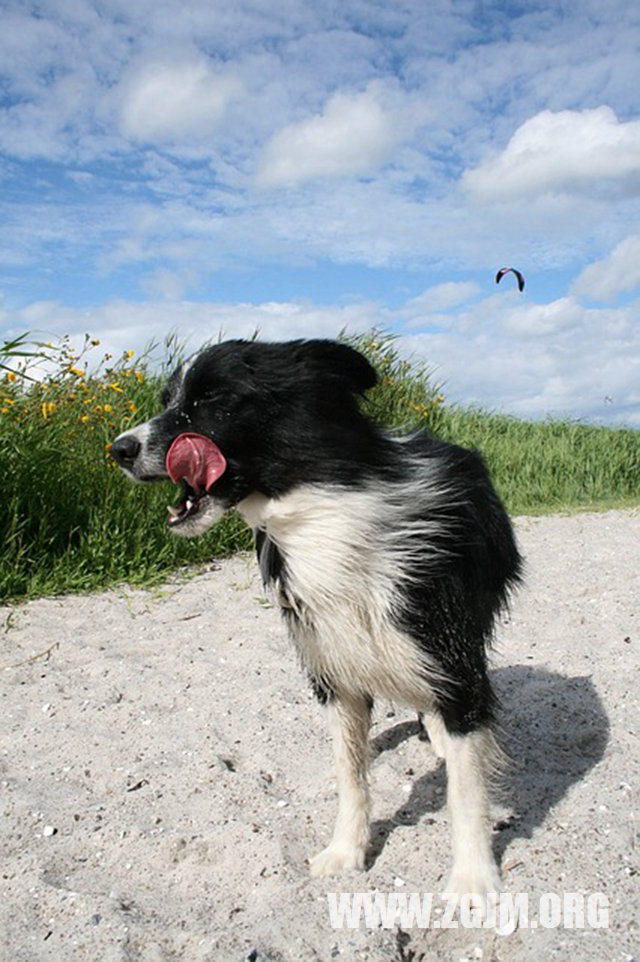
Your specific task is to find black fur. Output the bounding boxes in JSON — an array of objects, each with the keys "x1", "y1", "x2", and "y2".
[
  {"x1": 111, "y1": 337, "x2": 522, "y2": 738},
  {"x1": 110, "y1": 337, "x2": 525, "y2": 891},
  {"x1": 143, "y1": 339, "x2": 398, "y2": 502}
]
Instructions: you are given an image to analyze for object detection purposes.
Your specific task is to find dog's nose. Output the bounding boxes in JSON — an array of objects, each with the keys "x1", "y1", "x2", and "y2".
[{"x1": 110, "y1": 434, "x2": 141, "y2": 467}]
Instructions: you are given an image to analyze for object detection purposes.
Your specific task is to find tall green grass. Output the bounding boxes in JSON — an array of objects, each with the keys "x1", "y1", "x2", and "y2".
[
  {"x1": 1, "y1": 332, "x2": 638, "y2": 602},
  {"x1": 351, "y1": 333, "x2": 639, "y2": 515},
  {"x1": 0, "y1": 335, "x2": 251, "y2": 601},
  {"x1": 429, "y1": 407, "x2": 639, "y2": 515}
]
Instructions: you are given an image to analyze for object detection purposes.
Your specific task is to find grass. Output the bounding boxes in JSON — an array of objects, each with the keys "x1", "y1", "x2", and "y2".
[
  {"x1": 352, "y1": 332, "x2": 640, "y2": 516},
  {"x1": 0, "y1": 335, "x2": 251, "y2": 601},
  {"x1": 1, "y1": 331, "x2": 638, "y2": 602},
  {"x1": 432, "y1": 407, "x2": 640, "y2": 516}
]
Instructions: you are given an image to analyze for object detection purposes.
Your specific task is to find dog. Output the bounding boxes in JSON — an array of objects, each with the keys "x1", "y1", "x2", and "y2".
[{"x1": 110, "y1": 338, "x2": 522, "y2": 899}]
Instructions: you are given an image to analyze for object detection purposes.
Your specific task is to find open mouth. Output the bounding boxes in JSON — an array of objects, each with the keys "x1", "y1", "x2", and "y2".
[
  {"x1": 165, "y1": 433, "x2": 227, "y2": 529},
  {"x1": 167, "y1": 480, "x2": 211, "y2": 527}
]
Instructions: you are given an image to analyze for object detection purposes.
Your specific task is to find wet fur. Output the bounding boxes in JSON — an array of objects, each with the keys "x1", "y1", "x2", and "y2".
[{"x1": 110, "y1": 338, "x2": 522, "y2": 898}]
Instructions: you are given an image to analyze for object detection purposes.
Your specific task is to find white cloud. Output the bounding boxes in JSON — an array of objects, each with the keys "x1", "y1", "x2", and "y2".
[
  {"x1": 256, "y1": 86, "x2": 397, "y2": 187},
  {"x1": 572, "y1": 234, "x2": 640, "y2": 302},
  {"x1": 8, "y1": 288, "x2": 639, "y2": 427},
  {"x1": 405, "y1": 281, "x2": 480, "y2": 315},
  {"x1": 2, "y1": 7, "x2": 639, "y2": 284},
  {"x1": 11, "y1": 296, "x2": 384, "y2": 368},
  {"x1": 139, "y1": 266, "x2": 199, "y2": 301},
  {"x1": 501, "y1": 297, "x2": 585, "y2": 338},
  {"x1": 2, "y1": 2, "x2": 640, "y2": 432},
  {"x1": 0, "y1": 67, "x2": 99, "y2": 160},
  {"x1": 463, "y1": 107, "x2": 640, "y2": 200},
  {"x1": 117, "y1": 56, "x2": 243, "y2": 148},
  {"x1": 398, "y1": 293, "x2": 640, "y2": 426}
]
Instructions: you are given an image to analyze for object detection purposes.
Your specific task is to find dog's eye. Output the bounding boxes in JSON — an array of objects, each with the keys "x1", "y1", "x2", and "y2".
[
  {"x1": 194, "y1": 393, "x2": 219, "y2": 407},
  {"x1": 189, "y1": 392, "x2": 226, "y2": 413}
]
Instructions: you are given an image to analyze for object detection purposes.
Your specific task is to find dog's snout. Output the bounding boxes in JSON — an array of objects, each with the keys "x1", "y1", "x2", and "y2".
[{"x1": 110, "y1": 434, "x2": 141, "y2": 467}]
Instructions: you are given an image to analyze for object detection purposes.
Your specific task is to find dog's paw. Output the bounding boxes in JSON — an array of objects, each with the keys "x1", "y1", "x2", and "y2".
[
  {"x1": 443, "y1": 864, "x2": 501, "y2": 901},
  {"x1": 309, "y1": 843, "x2": 366, "y2": 877}
]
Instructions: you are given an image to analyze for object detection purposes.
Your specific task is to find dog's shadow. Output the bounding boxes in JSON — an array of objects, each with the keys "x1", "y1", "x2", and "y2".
[{"x1": 367, "y1": 666, "x2": 610, "y2": 869}]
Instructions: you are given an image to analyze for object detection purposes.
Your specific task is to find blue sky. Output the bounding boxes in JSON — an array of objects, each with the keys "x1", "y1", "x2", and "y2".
[{"x1": 1, "y1": 0, "x2": 639, "y2": 425}]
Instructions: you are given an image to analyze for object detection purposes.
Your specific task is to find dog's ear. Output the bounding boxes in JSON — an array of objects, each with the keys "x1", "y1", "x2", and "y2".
[{"x1": 294, "y1": 340, "x2": 378, "y2": 394}]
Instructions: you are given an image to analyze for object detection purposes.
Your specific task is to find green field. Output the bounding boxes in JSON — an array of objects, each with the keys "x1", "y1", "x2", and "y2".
[{"x1": 1, "y1": 332, "x2": 638, "y2": 602}]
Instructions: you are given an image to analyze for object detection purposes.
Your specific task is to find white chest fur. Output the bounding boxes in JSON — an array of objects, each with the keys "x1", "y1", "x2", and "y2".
[{"x1": 238, "y1": 486, "x2": 438, "y2": 707}]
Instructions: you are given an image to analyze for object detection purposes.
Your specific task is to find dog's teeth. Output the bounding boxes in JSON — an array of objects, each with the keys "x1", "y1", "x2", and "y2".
[
  {"x1": 186, "y1": 499, "x2": 194, "y2": 511},
  {"x1": 167, "y1": 505, "x2": 180, "y2": 519}
]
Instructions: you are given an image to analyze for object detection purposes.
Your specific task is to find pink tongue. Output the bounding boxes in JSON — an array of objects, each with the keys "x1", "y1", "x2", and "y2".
[{"x1": 166, "y1": 433, "x2": 227, "y2": 492}]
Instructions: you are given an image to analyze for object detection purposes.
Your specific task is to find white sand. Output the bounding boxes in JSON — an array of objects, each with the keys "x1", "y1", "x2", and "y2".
[{"x1": 1, "y1": 510, "x2": 638, "y2": 962}]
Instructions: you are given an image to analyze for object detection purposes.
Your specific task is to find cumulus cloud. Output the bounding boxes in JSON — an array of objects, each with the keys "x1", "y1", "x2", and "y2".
[
  {"x1": 2, "y1": 4, "x2": 640, "y2": 428},
  {"x1": 501, "y1": 296, "x2": 585, "y2": 338},
  {"x1": 11, "y1": 296, "x2": 383, "y2": 368},
  {"x1": 572, "y1": 234, "x2": 640, "y2": 302},
  {"x1": 463, "y1": 107, "x2": 640, "y2": 200},
  {"x1": 117, "y1": 56, "x2": 243, "y2": 148},
  {"x1": 398, "y1": 293, "x2": 640, "y2": 426},
  {"x1": 256, "y1": 86, "x2": 397, "y2": 187},
  {"x1": 11, "y1": 287, "x2": 639, "y2": 427}
]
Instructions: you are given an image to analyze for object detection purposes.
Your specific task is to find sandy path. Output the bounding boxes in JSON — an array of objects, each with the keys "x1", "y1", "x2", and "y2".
[{"x1": 1, "y1": 510, "x2": 638, "y2": 962}]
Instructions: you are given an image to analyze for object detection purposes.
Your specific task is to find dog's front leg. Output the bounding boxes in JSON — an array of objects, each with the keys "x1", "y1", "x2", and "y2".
[{"x1": 309, "y1": 693, "x2": 371, "y2": 877}]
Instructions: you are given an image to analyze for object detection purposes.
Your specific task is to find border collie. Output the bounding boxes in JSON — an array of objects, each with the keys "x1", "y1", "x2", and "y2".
[{"x1": 110, "y1": 338, "x2": 522, "y2": 899}]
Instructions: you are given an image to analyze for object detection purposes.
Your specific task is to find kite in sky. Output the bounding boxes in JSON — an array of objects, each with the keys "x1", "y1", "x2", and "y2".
[{"x1": 495, "y1": 267, "x2": 525, "y2": 292}]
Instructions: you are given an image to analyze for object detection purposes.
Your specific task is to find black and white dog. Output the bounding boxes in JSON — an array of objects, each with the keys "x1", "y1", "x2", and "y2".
[{"x1": 110, "y1": 338, "x2": 522, "y2": 899}]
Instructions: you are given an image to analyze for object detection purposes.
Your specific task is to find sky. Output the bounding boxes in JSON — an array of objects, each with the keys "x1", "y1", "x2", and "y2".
[{"x1": 1, "y1": 0, "x2": 639, "y2": 426}]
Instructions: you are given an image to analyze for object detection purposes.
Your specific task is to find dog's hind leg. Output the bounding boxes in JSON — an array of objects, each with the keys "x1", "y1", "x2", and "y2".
[
  {"x1": 417, "y1": 711, "x2": 445, "y2": 757},
  {"x1": 309, "y1": 692, "x2": 372, "y2": 877}
]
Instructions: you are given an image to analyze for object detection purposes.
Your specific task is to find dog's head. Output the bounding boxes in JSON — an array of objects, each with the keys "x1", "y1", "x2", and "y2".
[{"x1": 109, "y1": 338, "x2": 378, "y2": 536}]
